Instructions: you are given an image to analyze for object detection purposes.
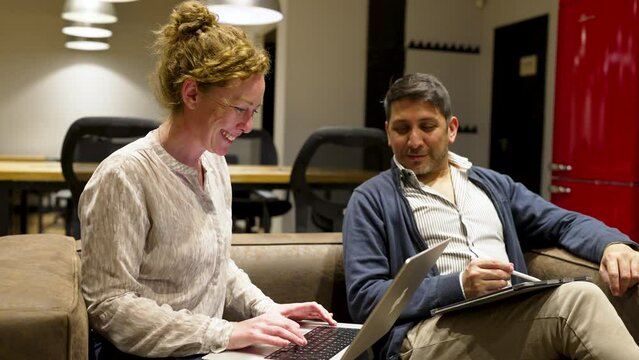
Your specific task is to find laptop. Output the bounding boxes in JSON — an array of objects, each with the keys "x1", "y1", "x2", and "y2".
[{"x1": 204, "y1": 239, "x2": 450, "y2": 360}]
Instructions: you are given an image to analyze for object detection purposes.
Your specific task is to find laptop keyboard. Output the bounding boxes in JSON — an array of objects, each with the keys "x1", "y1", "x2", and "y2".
[{"x1": 265, "y1": 326, "x2": 359, "y2": 360}]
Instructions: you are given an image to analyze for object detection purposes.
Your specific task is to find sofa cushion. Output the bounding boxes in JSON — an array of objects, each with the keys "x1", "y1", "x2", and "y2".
[{"x1": 0, "y1": 234, "x2": 88, "y2": 360}]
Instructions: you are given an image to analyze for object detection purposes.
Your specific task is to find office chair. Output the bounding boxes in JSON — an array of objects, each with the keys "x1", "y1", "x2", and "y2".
[
  {"x1": 60, "y1": 116, "x2": 159, "y2": 239},
  {"x1": 226, "y1": 129, "x2": 291, "y2": 233},
  {"x1": 290, "y1": 126, "x2": 390, "y2": 232}
]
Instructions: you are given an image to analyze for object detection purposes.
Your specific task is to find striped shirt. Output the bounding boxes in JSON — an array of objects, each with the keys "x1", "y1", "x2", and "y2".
[{"x1": 396, "y1": 152, "x2": 509, "y2": 281}]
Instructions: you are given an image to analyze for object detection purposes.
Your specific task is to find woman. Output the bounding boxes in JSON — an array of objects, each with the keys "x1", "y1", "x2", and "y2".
[{"x1": 79, "y1": 1, "x2": 335, "y2": 359}]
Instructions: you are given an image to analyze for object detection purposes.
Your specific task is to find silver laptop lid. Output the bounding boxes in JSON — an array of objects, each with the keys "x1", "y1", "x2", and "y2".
[{"x1": 342, "y1": 239, "x2": 450, "y2": 360}]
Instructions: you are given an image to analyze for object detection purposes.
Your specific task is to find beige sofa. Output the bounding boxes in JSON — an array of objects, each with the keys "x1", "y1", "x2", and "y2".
[
  {"x1": 0, "y1": 233, "x2": 637, "y2": 359},
  {"x1": 0, "y1": 234, "x2": 87, "y2": 360},
  {"x1": 232, "y1": 233, "x2": 639, "y2": 341}
]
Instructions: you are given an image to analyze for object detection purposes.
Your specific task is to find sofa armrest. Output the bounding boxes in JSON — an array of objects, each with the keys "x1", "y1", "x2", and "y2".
[
  {"x1": 525, "y1": 248, "x2": 602, "y2": 286},
  {"x1": 0, "y1": 234, "x2": 88, "y2": 360}
]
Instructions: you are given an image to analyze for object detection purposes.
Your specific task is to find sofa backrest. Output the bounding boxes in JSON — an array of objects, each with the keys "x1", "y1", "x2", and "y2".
[{"x1": 230, "y1": 232, "x2": 351, "y2": 322}]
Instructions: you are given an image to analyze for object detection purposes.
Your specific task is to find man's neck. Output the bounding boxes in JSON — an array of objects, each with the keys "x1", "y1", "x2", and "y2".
[
  {"x1": 418, "y1": 164, "x2": 456, "y2": 206},
  {"x1": 417, "y1": 162, "x2": 450, "y2": 187}
]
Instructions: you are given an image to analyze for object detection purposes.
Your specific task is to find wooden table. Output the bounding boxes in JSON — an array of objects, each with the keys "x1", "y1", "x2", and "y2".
[
  {"x1": 0, "y1": 155, "x2": 56, "y2": 162},
  {"x1": 0, "y1": 161, "x2": 374, "y2": 184},
  {"x1": 0, "y1": 160, "x2": 376, "y2": 235}
]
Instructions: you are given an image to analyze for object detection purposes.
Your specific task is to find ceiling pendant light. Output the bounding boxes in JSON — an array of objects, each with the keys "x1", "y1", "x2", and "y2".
[
  {"x1": 62, "y1": 23, "x2": 112, "y2": 38},
  {"x1": 65, "y1": 38, "x2": 111, "y2": 51},
  {"x1": 100, "y1": 0, "x2": 139, "y2": 2},
  {"x1": 206, "y1": 0, "x2": 283, "y2": 26},
  {"x1": 62, "y1": 0, "x2": 117, "y2": 24}
]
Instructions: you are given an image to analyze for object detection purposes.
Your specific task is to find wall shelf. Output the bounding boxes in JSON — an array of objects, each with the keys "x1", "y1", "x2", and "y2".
[
  {"x1": 408, "y1": 40, "x2": 480, "y2": 54},
  {"x1": 458, "y1": 125, "x2": 478, "y2": 134}
]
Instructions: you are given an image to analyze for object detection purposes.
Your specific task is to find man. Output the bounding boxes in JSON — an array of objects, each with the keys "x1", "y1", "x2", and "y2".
[{"x1": 343, "y1": 73, "x2": 639, "y2": 359}]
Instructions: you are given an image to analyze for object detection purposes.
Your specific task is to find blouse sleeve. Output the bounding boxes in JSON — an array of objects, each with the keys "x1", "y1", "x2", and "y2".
[{"x1": 80, "y1": 165, "x2": 233, "y2": 357}]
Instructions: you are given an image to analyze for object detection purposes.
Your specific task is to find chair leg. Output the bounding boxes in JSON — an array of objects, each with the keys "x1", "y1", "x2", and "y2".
[
  {"x1": 261, "y1": 204, "x2": 272, "y2": 233},
  {"x1": 37, "y1": 192, "x2": 45, "y2": 233},
  {"x1": 19, "y1": 190, "x2": 28, "y2": 234},
  {"x1": 246, "y1": 217, "x2": 256, "y2": 233}
]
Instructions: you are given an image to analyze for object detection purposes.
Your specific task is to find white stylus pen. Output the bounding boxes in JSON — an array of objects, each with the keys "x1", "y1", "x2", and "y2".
[{"x1": 511, "y1": 270, "x2": 541, "y2": 282}]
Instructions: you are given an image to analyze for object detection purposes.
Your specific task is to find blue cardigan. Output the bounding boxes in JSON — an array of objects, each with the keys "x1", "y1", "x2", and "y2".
[{"x1": 342, "y1": 165, "x2": 634, "y2": 359}]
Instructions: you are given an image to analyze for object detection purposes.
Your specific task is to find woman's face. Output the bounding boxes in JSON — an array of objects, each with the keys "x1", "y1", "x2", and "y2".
[{"x1": 191, "y1": 74, "x2": 265, "y2": 156}]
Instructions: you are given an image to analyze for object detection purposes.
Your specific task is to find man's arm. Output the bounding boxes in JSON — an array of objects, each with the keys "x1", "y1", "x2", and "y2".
[{"x1": 493, "y1": 171, "x2": 639, "y2": 296}]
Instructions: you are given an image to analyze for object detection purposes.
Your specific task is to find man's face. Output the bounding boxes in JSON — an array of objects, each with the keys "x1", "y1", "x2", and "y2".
[{"x1": 385, "y1": 98, "x2": 458, "y2": 179}]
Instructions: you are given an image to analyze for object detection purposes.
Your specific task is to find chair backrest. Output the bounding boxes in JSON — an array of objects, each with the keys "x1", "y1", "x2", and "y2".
[
  {"x1": 60, "y1": 116, "x2": 159, "y2": 238},
  {"x1": 290, "y1": 126, "x2": 390, "y2": 232},
  {"x1": 226, "y1": 129, "x2": 278, "y2": 165}
]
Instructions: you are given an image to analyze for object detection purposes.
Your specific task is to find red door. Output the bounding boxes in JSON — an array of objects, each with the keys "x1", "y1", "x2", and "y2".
[{"x1": 552, "y1": 0, "x2": 639, "y2": 182}]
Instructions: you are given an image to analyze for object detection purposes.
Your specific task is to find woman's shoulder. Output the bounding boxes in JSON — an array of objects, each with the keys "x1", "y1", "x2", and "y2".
[{"x1": 91, "y1": 136, "x2": 156, "y2": 180}]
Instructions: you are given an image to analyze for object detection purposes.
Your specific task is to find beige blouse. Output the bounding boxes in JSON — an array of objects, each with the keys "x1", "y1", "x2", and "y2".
[{"x1": 79, "y1": 130, "x2": 275, "y2": 357}]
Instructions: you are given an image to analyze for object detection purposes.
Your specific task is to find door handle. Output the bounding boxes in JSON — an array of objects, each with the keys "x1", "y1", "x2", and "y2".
[
  {"x1": 550, "y1": 163, "x2": 573, "y2": 172},
  {"x1": 578, "y1": 14, "x2": 596, "y2": 23},
  {"x1": 550, "y1": 185, "x2": 572, "y2": 194}
]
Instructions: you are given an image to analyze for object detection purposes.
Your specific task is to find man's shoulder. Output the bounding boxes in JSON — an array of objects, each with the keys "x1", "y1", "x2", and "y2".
[
  {"x1": 356, "y1": 168, "x2": 395, "y2": 192},
  {"x1": 468, "y1": 165, "x2": 511, "y2": 184}
]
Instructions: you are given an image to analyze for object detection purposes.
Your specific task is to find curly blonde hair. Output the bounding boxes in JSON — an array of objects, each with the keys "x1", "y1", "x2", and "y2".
[{"x1": 152, "y1": 0, "x2": 271, "y2": 113}]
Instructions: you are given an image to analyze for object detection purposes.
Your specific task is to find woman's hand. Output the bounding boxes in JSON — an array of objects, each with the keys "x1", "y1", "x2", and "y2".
[
  {"x1": 270, "y1": 301, "x2": 337, "y2": 326},
  {"x1": 227, "y1": 301, "x2": 336, "y2": 350},
  {"x1": 227, "y1": 312, "x2": 306, "y2": 350}
]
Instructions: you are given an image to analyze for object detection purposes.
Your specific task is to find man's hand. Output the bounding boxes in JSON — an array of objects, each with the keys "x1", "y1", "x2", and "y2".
[
  {"x1": 600, "y1": 243, "x2": 639, "y2": 297},
  {"x1": 462, "y1": 259, "x2": 513, "y2": 299},
  {"x1": 227, "y1": 302, "x2": 336, "y2": 350}
]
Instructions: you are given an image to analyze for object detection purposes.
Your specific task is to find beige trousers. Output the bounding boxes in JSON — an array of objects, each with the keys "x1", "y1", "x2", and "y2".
[{"x1": 399, "y1": 282, "x2": 639, "y2": 360}]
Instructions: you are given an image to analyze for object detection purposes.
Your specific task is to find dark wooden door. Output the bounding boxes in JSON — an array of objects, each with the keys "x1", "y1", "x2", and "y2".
[{"x1": 489, "y1": 15, "x2": 548, "y2": 194}]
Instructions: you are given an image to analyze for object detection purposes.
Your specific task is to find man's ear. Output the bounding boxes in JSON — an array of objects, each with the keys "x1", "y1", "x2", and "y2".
[
  {"x1": 448, "y1": 116, "x2": 459, "y2": 144},
  {"x1": 181, "y1": 79, "x2": 198, "y2": 110}
]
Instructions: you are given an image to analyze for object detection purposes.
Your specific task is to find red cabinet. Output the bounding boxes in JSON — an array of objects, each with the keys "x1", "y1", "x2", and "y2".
[
  {"x1": 552, "y1": 0, "x2": 639, "y2": 240},
  {"x1": 551, "y1": 180, "x2": 639, "y2": 240}
]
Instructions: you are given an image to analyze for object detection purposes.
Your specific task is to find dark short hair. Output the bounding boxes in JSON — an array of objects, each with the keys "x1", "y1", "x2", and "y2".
[{"x1": 383, "y1": 73, "x2": 452, "y2": 121}]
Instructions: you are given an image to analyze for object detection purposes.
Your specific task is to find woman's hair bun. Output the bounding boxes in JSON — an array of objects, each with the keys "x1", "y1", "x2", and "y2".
[{"x1": 171, "y1": 1, "x2": 218, "y2": 37}]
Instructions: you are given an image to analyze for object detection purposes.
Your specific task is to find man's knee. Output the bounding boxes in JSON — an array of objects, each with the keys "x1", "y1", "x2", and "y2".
[
  {"x1": 550, "y1": 281, "x2": 613, "y2": 316},
  {"x1": 556, "y1": 280, "x2": 606, "y2": 299}
]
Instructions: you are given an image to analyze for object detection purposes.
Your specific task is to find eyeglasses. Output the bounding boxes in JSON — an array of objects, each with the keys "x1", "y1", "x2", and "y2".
[{"x1": 215, "y1": 97, "x2": 261, "y2": 118}]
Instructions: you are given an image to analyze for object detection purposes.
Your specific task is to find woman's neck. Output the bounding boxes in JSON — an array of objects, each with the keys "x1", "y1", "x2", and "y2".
[{"x1": 158, "y1": 118, "x2": 204, "y2": 169}]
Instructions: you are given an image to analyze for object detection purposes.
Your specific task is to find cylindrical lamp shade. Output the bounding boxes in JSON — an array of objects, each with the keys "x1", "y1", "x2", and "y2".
[
  {"x1": 62, "y1": 0, "x2": 117, "y2": 24},
  {"x1": 62, "y1": 23, "x2": 112, "y2": 38},
  {"x1": 100, "y1": 0, "x2": 139, "y2": 2},
  {"x1": 65, "y1": 38, "x2": 110, "y2": 51},
  {"x1": 206, "y1": 0, "x2": 283, "y2": 26}
]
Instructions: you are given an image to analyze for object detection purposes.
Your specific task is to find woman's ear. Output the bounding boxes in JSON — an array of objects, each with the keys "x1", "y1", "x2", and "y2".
[{"x1": 181, "y1": 79, "x2": 199, "y2": 110}]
